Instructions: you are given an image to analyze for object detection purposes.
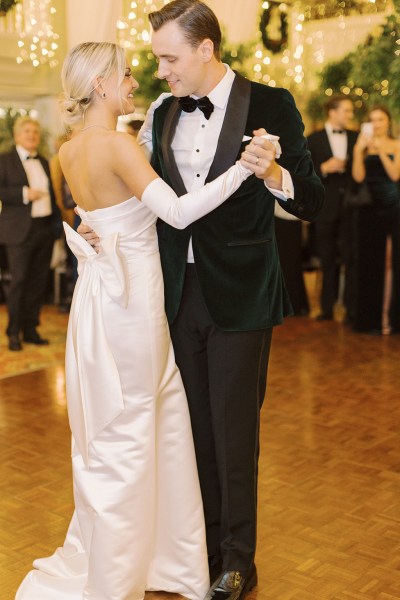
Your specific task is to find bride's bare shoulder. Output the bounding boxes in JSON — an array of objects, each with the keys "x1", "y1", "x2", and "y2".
[
  {"x1": 111, "y1": 130, "x2": 140, "y2": 147},
  {"x1": 58, "y1": 137, "x2": 73, "y2": 169},
  {"x1": 109, "y1": 130, "x2": 144, "y2": 158}
]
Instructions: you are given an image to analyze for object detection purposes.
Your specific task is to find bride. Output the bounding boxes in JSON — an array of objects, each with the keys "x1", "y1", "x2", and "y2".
[{"x1": 15, "y1": 42, "x2": 252, "y2": 600}]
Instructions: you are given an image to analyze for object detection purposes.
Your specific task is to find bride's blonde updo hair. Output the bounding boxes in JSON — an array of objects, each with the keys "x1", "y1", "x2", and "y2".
[{"x1": 61, "y1": 42, "x2": 126, "y2": 126}]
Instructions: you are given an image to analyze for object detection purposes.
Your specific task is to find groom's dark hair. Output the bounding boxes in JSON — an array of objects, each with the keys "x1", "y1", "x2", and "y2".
[{"x1": 149, "y1": 0, "x2": 222, "y2": 60}]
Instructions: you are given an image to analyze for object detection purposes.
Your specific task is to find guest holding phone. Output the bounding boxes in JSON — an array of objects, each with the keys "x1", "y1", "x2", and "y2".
[{"x1": 351, "y1": 105, "x2": 400, "y2": 334}]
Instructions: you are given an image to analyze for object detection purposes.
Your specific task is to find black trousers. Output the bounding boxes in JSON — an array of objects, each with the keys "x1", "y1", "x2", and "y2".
[
  {"x1": 170, "y1": 265, "x2": 272, "y2": 574},
  {"x1": 315, "y1": 219, "x2": 343, "y2": 316},
  {"x1": 316, "y1": 211, "x2": 355, "y2": 319},
  {"x1": 275, "y1": 218, "x2": 309, "y2": 315},
  {"x1": 5, "y1": 217, "x2": 54, "y2": 336}
]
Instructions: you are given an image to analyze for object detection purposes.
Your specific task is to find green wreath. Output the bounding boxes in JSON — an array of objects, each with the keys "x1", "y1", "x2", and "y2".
[
  {"x1": 260, "y1": 3, "x2": 288, "y2": 54},
  {"x1": 0, "y1": 0, "x2": 19, "y2": 15}
]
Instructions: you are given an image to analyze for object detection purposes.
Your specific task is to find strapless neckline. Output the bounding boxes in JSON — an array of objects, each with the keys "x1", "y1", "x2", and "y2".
[{"x1": 76, "y1": 196, "x2": 138, "y2": 220}]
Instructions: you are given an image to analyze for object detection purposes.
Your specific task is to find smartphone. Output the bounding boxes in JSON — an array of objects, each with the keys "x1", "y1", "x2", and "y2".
[{"x1": 361, "y1": 122, "x2": 373, "y2": 138}]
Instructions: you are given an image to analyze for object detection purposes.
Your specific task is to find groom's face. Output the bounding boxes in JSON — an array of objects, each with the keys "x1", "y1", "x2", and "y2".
[{"x1": 152, "y1": 21, "x2": 209, "y2": 98}]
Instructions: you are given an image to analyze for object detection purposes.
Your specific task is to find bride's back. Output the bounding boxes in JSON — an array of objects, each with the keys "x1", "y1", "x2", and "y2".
[{"x1": 59, "y1": 129, "x2": 136, "y2": 212}]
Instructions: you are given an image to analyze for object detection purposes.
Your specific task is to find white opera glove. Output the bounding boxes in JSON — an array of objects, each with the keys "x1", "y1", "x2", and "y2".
[
  {"x1": 141, "y1": 161, "x2": 252, "y2": 229},
  {"x1": 137, "y1": 92, "x2": 172, "y2": 159}
]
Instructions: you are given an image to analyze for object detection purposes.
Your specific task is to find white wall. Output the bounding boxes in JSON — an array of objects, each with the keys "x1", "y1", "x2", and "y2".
[{"x1": 207, "y1": 0, "x2": 260, "y2": 43}]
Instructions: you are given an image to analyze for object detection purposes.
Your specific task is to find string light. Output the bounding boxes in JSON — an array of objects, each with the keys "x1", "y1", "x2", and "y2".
[
  {"x1": 118, "y1": 0, "x2": 392, "y2": 99},
  {"x1": 14, "y1": 0, "x2": 59, "y2": 68},
  {"x1": 260, "y1": 0, "x2": 390, "y2": 93},
  {"x1": 118, "y1": 0, "x2": 171, "y2": 68}
]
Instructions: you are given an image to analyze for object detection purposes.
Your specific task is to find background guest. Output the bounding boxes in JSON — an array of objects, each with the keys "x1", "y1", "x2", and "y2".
[
  {"x1": 351, "y1": 106, "x2": 400, "y2": 335},
  {"x1": 307, "y1": 95, "x2": 358, "y2": 322},
  {"x1": 125, "y1": 118, "x2": 145, "y2": 138},
  {"x1": 50, "y1": 131, "x2": 79, "y2": 310},
  {"x1": 274, "y1": 201, "x2": 309, "y2": 316},
  {"x1": 50, "y1": 132, "x2": 76, "y2": 228},
  {"x1": 0, "y1": 116, "x2": 62, "y2": 351}
]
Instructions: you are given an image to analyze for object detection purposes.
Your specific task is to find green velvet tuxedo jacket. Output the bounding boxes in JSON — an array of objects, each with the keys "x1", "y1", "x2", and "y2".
[{"x1": 151, "y1": 73, "x2": 324, "y2": 331}]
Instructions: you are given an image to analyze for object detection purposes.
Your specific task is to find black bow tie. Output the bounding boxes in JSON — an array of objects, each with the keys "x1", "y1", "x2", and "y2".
[
  {"x1": 179, "y1": 96, "x2": 214, "y2": 120},
  {"x1": 26, "y1": 154, "x2": 38, "y2": 159},
  {"x1": 332, "y1": 129, "x2": 345, "y2": 134}
]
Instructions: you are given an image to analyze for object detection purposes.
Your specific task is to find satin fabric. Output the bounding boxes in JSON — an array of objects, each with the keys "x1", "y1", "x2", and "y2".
[{"x1": 16, "y1": 198, "x2": 209, "y2": 600}]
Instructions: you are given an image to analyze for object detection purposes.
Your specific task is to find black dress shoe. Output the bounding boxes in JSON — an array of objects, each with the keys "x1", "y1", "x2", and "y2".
[
  {"x1": 8, "y1": 335, "x2": 22, "y2": 351},
  {"x1": 208, "y1": 556, "x2": 223, "y2": 584},
  {"x1": 23, "y1": 330, "x2": 49, "y2": 345},
  {"x1": 204, "y1": 565, "x2": 257, "y2": 600}
]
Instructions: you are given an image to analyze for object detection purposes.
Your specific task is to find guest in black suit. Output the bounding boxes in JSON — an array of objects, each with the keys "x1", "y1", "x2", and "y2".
[
  {"x1": 307, "y1": 95, "x2": 358, "y2": 322},
  {"x1": 274, "y1": 201, "x2": 310, "y2": 316},
  {"x1": 0, "y1": 116, "x2": 61, "y2": 351}
]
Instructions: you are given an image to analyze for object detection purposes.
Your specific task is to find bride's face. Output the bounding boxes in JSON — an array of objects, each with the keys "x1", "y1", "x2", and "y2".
[{"x1": 104, "y1": 66, "x2": 139, "y2": 115}]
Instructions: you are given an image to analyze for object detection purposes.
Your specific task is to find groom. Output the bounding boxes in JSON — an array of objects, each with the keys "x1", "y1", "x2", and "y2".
[{"x1": 142, "y1": 2, "x2": 323, "y2": 598}]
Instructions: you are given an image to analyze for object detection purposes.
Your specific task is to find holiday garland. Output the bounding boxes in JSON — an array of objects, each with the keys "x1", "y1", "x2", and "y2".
[{"x1": 259, "y1": 2, "x2": 288, "y2": 54}]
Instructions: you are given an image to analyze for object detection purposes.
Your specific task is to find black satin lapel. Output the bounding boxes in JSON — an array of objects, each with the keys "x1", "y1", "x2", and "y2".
[
  {"x1": 206, "y1": 74, "x2": 251, "y2": 183},
  {"x1": 39, "y1": 156, "x2": 50, "y2": 178},
  {"x1": 161, "y1": 99, "x2": 187, "y2": 195},
  {"x1": 13, "y1": 148, "x2": 29, "y2": 184}
]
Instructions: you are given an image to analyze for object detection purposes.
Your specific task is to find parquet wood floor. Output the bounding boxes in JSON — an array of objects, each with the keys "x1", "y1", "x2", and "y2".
[{"x1": 1, "y1": 292, "x2": 400, "y2": 599}]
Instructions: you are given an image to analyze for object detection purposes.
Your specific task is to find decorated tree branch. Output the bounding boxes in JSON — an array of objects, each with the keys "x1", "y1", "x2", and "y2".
[{"x1": 306, "y1": 4, "x2": 400, "y2": 125}]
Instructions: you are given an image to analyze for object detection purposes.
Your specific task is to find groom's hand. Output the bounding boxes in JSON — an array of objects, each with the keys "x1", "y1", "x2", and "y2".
[
  {"x1": 242, "y1": 128, "x2": 283, "y2": 191},
  {"x1": 76, "y1": 218, "x2": 101, "y2": 252}
]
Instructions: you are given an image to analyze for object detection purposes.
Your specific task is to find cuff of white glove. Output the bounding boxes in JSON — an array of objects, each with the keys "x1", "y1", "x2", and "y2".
[{"x1": 237, "y1": 160, "x2": 254, "y2": 178}]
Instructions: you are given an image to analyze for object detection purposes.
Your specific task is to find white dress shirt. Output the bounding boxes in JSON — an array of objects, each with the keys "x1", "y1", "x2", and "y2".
[
  {"x1": 325, "y1": 122, "x2": 348, "y2": 161},
  {"x1": 17, "y1": 145, "x2": 52, "y2": 218}
]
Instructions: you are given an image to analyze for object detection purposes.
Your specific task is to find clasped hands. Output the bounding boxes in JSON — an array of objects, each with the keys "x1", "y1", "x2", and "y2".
[
  {"x1": 240, "y1": 128, "x2": 283, "y2": 190},
  {"x1": 77, "y1": 128, "x2": 283, "y2": 249}
]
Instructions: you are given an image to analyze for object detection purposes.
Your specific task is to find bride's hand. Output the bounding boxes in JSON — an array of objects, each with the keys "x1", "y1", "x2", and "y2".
[{"x1": 77, "y1": 220, "x2": 101, "y2": 252}]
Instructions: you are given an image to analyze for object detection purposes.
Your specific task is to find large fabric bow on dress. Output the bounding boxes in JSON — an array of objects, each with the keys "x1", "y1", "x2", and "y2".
[{"x1": 63, "y1": 222, "x2": 129, "y2": 466}]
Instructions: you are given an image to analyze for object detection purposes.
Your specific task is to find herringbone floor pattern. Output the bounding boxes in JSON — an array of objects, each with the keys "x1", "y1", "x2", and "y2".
[{"x1": 1, "y1": 298, "x2": 400, "y2": 599}]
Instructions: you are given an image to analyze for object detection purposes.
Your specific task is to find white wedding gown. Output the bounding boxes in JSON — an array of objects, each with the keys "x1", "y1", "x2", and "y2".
[
  {"x1": 16, "y1": 198, "x2": 209, "y2": 600},
  {"x1": 15, "y1": 162, "x2": 251, "y2": 600}
]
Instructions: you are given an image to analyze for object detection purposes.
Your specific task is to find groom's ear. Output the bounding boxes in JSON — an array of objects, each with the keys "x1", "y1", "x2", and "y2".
[{"x1": 197, "y1": 38, "x2": 214, "y2": 63}]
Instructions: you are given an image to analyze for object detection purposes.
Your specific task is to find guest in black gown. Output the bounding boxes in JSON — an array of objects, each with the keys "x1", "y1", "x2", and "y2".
[{"x1": 351, "y1": 106, "x2": 400, "y2": 334}]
